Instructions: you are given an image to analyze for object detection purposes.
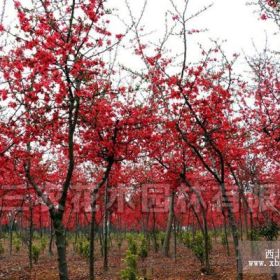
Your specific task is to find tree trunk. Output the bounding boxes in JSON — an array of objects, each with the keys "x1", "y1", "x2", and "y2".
[
  {"x1": 53, "y1": 216, "x2": 68, "y2": 280},
  {"x1": 221, "y1": 183, "x2": 243, "y2": 280},
  {"x1": 99, "y1": 230, "x2": 103, "y2": 257},
  {"x1": 49, "y1": 221, "x2": 54, "y2": 256},
  {"x1": 243, "y1": 202, "x2": 249, "y2": 240},
  {"x1": 89, "y1": 192, "x2": 96, "y2": 280},
  {"x1": 173, "y1": 219, "x2": 177, "y2": 261},
  {"x1": 103, "y1": 182, "x2": 109, "y2": 271},
  {"x1": 39, "y1": 206, "x2": 43, "y2": 238},
  {"x1": 152, "y1": 208, "x2": 158, "y2": 252},
  {"x1": 222, "y1": 209, "x2": 230, "y2": 256},
  {"x1": 9, "y1": 228, "x2": 13, "y2": 256},
  {"x1": 239, "y1": 198, "x2": 243, "y2": 241},
  {"x1": 182, "y1": 176, "x2": 210, "y2": 273},
  {"x1": 29, "y1": 206, "x2": 33, "y2": 269},
  {"x1": 249, "y1": 211, "x2": 254, "y2": 241},
  {"x1": 201, "y1": 207, "x2": 210, "y2": 273},
  {"x1": 8, "y1": 215, "x2": 15, "y2": 256},
  {"x1": 75, "y1": 213, "x2": 79, "y2": 246},
  {"x1": 211, "y1": 212, "x2": 217, "y2": 242},
  {"x1": 163, "y1": 190, "x2": 175, "y2": 257}
]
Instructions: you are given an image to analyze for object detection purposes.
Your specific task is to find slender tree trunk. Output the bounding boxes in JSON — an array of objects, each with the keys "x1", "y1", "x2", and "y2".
[
  {"x1": 29, "y1": 206, "x2": 33, "y2": 269},
  {"x1": 182, "y1": 177, "x2": 210, "y2": 273},
  {"x1": 191, "y1": 203, "x2": 210, "y2": 272},
  {"x1": 53, "y1": 216, "x2": 68, "y2": 280},
  {"x1": 270, "y1": 251, "x2": 278, "y2": 280},
  {"x1": 9, "y1": 227, "x2": 13, "y2": 256},
  {"x1": 222, "y1": 207, "x2": 230, "y2": 256},
  {"x1": 8, "y1": 216, "x2": 15, "y2": 256},
  {"x1": 89, "y1": 213, "x2": 96, "y2": 280},
  {"x1": 268, "y1": 237, "x2": 278, "y2": 280},
  {"x1": 152, "y1": 209, "x2": 158, "y2": 252},
  {"x1": 0, "y1": 213, "x2": 2, "y2": 238},
  {"x1": 99, "y1": 230, "x2": 103, "y2": 257},
  {"x1": 39, "y1": 206, "x2": 43, "y2": 238},
  {"x1": 89, "y1": 192, "x2": 96, "y2": 280},
  {"x1": 190, "y1": 205, "x2": 203, "y2": 234},
  {"x1": 191, "y1": 212, "x2": 195, "y2": 239},
  {"x1": 173, "y1": 219, "x2": 177, "y2": 261},
  {"x1": 163, "y1": 190, "x2": 175, "y2": 257},
  {"x1": 221, "y1": 183, "x2": 243, "y2": 280},
  {"x1": 49, "y1": 221, "x2": 54, "y2": 256},
  {"x1": 201, "y1": 208, "x2": 210, "y2": 273},
  {"x1": 249, "y1": 211, "x2": 254, "y2": 241},
  {"x1": 239, "y1": 198, "x2": 243, "y2": 241},
  {"x1": 211, "y1": 210, "x2": 217, "y2": 242},
  {"x1": 243, "y1": 202, "x2": 249, "y2": 240},
  {"x1": 103, "y1": 182, "x2": 109, "y2": 271},
  {"x1": 75, "y1": 213, "x2": 79, "y2": 246}
]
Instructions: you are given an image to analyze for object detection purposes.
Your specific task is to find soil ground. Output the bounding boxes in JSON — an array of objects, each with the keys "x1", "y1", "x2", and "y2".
[{"x1": 0, "y1": 238, "x2": 274, "y2": 280}]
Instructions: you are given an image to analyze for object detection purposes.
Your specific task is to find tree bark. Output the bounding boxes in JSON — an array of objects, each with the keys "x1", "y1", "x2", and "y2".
[
  {"x1": 151, "y1": 208, "x2": 158, "y2": 252},
  {"x1": 181, "y1": 175, "x2": 210, "y2": 272},
  {"x1": 173, "y1": 218, "x2": 177, "y2": 260},
  {"x1": 49, "y1": 221, "x2": 54, "y2": 256},
  {"x1": 103, "y1": 182, "x2": 109, "y2": 271},
  {"x1": 8, "y1": 214, "x2": 16, "y2": 256},
  {"x1": 89, "y1": 193, "x2": 96, "y2": 280},
  {"x1": 53, "y1": 216, "x2": 68, "y2": 280},
  {"x1": 29, "y1": 206, "x2": 33, "y2": 269},
  {"x1": 202, "y1": 207, "x2": 210, "y2": 273},
  {"x1": 222, "y1": 209, "x2": 230, "y2": 256},
  {"x1": 163, "y1": 190, "x2": 175, "y2": 257},
  {"x1": 221, "y1": 183, "x2": 243, "y2": 280}
]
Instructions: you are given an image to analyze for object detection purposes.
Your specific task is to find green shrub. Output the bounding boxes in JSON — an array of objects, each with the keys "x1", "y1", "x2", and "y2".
[
  {"x1": 32, "y1": 244, "x2": 41, "y2": 264},
  {"x1": 0, "y1": 241, "x2": 4, "y2": 256},
  {"x1": 191, "y1": 233, "x2": 204, "y2": 263},
  {"x1": 248, "y1": 229, "x2": 260, "y2": 241},
  {"x1": 78, "y1": 239, "x2": 90, "y2": 258},
  {"x1": 180, "y1": 232, "x2": 192, "y2": 248},
  {"x1": 127, "y1": 236, "x2": 138, "y2": 255},
  {"x1": 138, "y1": 237, "x2": 148, "y2": 260},
  {"x1": 209, "y1": 230, "x2": 218, "y2": 239},
  {"x1": 221, "y1": 233, "x2": 228, "y2": 246},
  {"x1": 116, "y1": 233, "x2": 125, "y2": 250},
  {"x1": 40, "y1": 237, "x2": 48, "y2": 252},
  {"x1": 260, "y1": 222, "x2": 279, "y2": 241},
  {"x1": 157, "y1": 232, "x2": 165, "y2": 247},
  {"x1": 191, "y1": 232, "x2": 212, "y2": 264},
  {"x1": 33, "y1": 232, "x2": 40, "y2": 240},
  {"x1": 121, "y1": 233, "x2": 142, "y2": 280},
  {"x1": 14, "y1": 237, "x2": 21, "y2": 252},
  {"x1": 120, "y1": 250, "x2": 138, "y2": 280}
]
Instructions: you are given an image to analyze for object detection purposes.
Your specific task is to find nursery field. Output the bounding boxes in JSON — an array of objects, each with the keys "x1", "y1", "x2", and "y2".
[
  {"x1": 0, "y1": 0, "x2": 279, "y2": 280},
  {"x1": 0, "y1": 232, "x2": 274, "y2": 280}
]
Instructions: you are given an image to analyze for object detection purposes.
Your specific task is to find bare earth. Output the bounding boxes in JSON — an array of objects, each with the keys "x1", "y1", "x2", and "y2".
[{"x1": 0, "y1": 240, "x2": 273, "y2": 280}]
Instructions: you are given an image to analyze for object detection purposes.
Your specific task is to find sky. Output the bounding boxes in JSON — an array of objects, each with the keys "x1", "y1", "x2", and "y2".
[
  {"x1": 1, "y1": 0, "x2": 279, "y2": 69},
  {"x1": 110, "y1": 0, "x2": 280, "y2": 66},
  {"x1": 118, "y1": 0, "x2": 279, "y2": 50}
]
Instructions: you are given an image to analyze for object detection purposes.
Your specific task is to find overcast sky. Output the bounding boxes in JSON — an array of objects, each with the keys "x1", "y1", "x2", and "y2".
[
  {"x1": 140, "y1": 0, "x2": 279, "y2": 50},
  {"x1": 109, "y1": 0, "x2": 279, "y2": 73},
  {"x1": 1, "y1": 0, "x2": 279, "y2": 67}
]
